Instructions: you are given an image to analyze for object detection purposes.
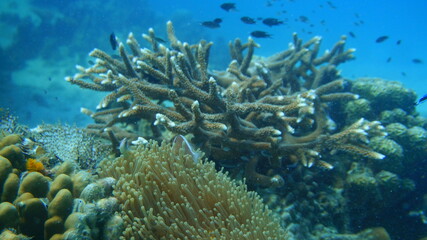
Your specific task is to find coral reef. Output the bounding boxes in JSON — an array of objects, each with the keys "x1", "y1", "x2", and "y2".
[
  {"x1": 0, "y1": 125, "x2": 121, "y2": 239},
  {"x1": 2, "y1": 18, "x2": 427, "y2": 240},
  {"x1": 98, "y1": 140, "x2": 285, "y2": 239},
  {"x1": 28, "y1": 124, "x2": 111, "y2": 170},
  {"x1": 67, "y1": 21, "x2": 385, "y2": 189}
]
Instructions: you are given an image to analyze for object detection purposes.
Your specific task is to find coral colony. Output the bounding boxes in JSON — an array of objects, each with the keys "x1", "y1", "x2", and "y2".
[{"x1": 67, "y1": 21, "x2": 385, "y2": 188}]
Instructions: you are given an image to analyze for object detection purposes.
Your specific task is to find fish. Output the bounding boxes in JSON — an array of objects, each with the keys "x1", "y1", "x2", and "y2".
[
  {"x1": 109, "y1": 32, "x2": 118, "y2": 50},
  {"x1": 326, "y1": 1, "x2": 337, "y2": 9},
  {"x1": 386, "y1": 57, "x2": 392, "y2": 63},
  {"x1": 348, "y1": 31, "x2": 356, "y2": 38},
  {"x1": 262, "y1": 18, "x2": 283, "y2": 27},
  {"x1": 172, "y1": 135, "x2": 201, "y2": 163},
  {"x1": 201, "y1": 18, "x2": 222, "y2": 29},
  {"x1": 396, "y1": 40, "x2": 402, "y2": 45},
  {"x1": 250, "y1": 31, "x2": 272, "y2": 38},
  {"x1": 401, "y1": 72, "x2": 407, "y2": 76},
  {"x1": 220, "y1": 3, "x2": 236, "y2": 12},
  {"x1": 299, "y1": 15, "x2": 309, "y2": 23},
  {"x1": 241, "y1": 16, "x2": 256, "y2": 24},
  {"x1": 415, "y1": 94, "x2": 427, "y2": 105},
  {"x1": 412, "y1": 58, "x2": 423, "y2": 64},
  {"x1": 375, "y1": 35, "x2": 389, "y2": 43},
  {"x1": 154, "y1": 37, "x2": 167, "y2": 43}
]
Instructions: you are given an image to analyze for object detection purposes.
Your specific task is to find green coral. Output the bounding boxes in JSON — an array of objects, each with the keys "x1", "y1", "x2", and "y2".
[
  {"x1": 344, "y1": 98, "x2": 373, "y2": 123},
  {"x1": 384, "y1": 123, "x2": 407, "y2": 142},
  {"x1": 351, "y1": 78, "x2": 417, "y2": 113},
  {"x1": 379, "y1": 108, "x2": 408, "y2": 125},
  {"x1": 368, "y1": 136, "x2": 403, "y2": 173}
]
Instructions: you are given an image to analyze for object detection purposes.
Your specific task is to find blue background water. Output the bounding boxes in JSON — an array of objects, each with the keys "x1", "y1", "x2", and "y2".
[{"x1": 0, "y1": 0, "x2": 426, "y2": 127}]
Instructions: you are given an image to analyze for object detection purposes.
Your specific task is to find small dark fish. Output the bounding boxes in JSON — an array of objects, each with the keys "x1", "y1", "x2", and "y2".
[
  {"x1": 375, "y1": 35, "x2": 389, "y2": 43},
  {"x1": 396, "y1": 40, "x2": 401, "y2": 45},
  {"x1": 299, "y1": 15, "x2": 309, "y2": 23},
  {"x1": 415, "y1": 94, "x2": 427, "y2": 105},
  {"x1": 348, "y1": 31, "x2": 356, "y2": 38},
  {"x1": 401, "y1": 72, "x2": 407, "y2": 76},
  {"x1": 201, "y1": 18, "x2": 222, "y2": 29},
  {"x1": 250, "y1": 30, "x2": 272, "y2": 38},
  {"x1": 48, "y1": 77, "x2": 52, "y2": 81},
  {"x1": 262, "y1": 18, "x2": 283, "y2": 27},
  {"x1": 386, "y1": 57, "x2": 392, "y2": 63},
  {"x1": 412, "y1": 58, "x2": 423, "y2": 64},
  {"x1": 109, "y1": 32, "x2": 118, "y2": 50},
  {"x1": 154, "y1": 37, "x2": 167, "y2": 43},
  {"x1": 241, "y1": 16, "x2": 256, "y2": 24},
  {"x1": 220, "y1": 3, "x2": 236, "y2": 12},
  {"x1": 88, "y1": 60, "x2": 95, "y2": 65},
  {"x1": 326, "y1": 1, "x2": 337, "y2": 9}
]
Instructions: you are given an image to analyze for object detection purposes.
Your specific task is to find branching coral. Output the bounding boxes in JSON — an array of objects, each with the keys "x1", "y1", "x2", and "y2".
[
  {"x1": 98, "y1": 140, "x2": 285, "y2": 239},
  {"x1": 67, "y1": 21, "x2": 385, "y2": 188}
]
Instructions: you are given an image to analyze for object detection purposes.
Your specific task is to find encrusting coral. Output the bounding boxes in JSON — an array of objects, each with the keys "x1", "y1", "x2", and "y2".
[
  {"x1": 67, "y1": 21, "x2": 386, "y2": 188},
  {"x1": 98, "y1": 140, "x2": 286, "y2": 239}
]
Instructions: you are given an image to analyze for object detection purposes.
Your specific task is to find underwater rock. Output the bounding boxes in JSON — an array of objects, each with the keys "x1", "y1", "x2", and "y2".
[
  {"x1": 0, "y1": 202, "x2": 19, "y2": 229},
  {"x1": 18, "y1": 172, "x2": 50, "y2": 198}
]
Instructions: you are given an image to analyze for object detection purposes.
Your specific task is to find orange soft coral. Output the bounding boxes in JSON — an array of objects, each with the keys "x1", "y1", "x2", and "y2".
[{"x1": 26, "y1": 158, "x2": 45, "y2": 173}]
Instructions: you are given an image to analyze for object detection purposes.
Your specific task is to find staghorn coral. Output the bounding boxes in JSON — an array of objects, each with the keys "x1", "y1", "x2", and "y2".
[
  {"x1": 98, "y1": 140, "x2": 285, "y2": 239},
  {"x1": 67, "y1": 21, "x2": 385, "y2": 188}
]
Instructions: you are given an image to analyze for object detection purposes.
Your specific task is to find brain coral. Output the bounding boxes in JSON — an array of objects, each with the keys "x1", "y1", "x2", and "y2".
[{"x1": 98, "y1": 141, "x2": 285, "y2": 239}]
